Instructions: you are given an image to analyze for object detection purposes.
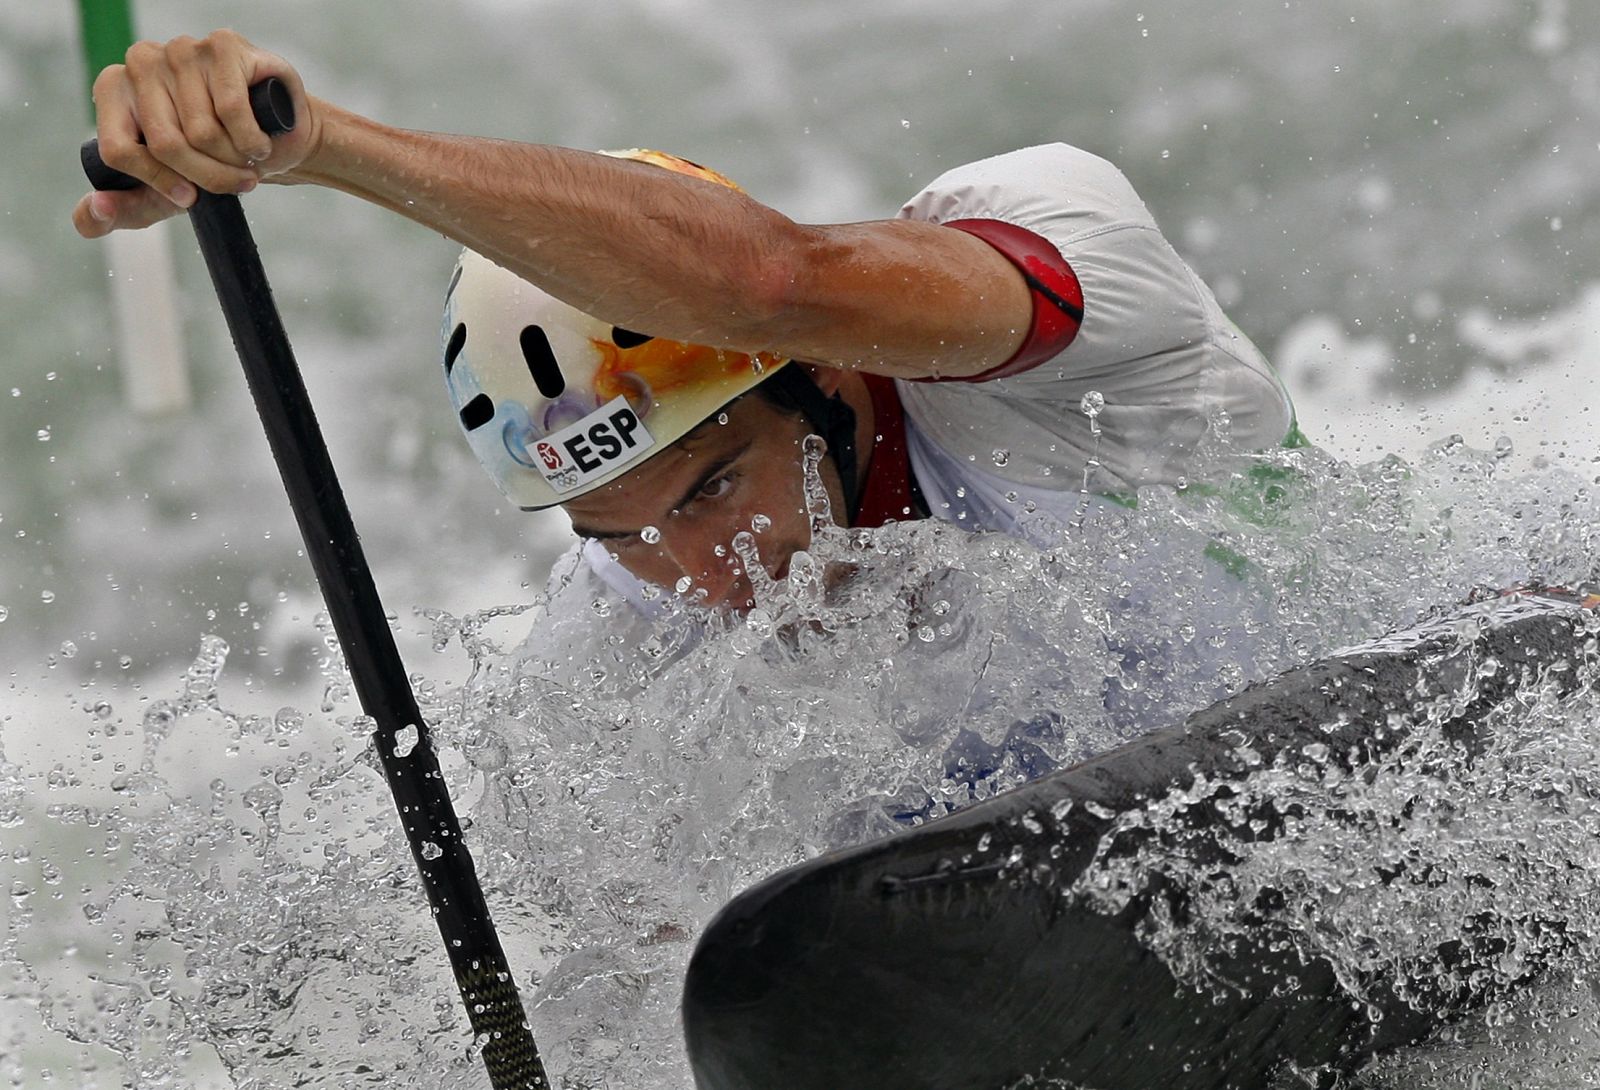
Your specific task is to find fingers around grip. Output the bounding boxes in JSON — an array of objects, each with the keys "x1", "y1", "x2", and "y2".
[
  {"x1": 92, "y1": 132, "x2": 200, "y2": 208},
  {"x1": 209, "y1": 63, "x2": 275, "y2": 162},
  {"x1": 84, "y1": 33, "x2": 301, "y2": 208},
  {"x1": 141, "y1": 57, "x2": 258, "y2": 194},
  {"x1": 80, "y1": 139, "x2": 142, "y2": 191},
  {"x1": 117, "y1": 34, "x2": 288, "y2": 196},
  {"x1": 170, "y1": 62, "x2": 242, "y2": 163},
  {"x1": 84, "y1": 85, "x2": 292, "y2": 201}
]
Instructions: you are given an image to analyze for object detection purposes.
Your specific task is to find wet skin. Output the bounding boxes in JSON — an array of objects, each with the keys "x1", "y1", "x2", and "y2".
[{"x1": 562, "y1": 379, "x2": 868, "y2": 612}]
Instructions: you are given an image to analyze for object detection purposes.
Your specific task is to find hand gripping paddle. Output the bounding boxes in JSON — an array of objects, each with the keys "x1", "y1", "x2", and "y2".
[{"x1": 81, "y1": 80, "x2": 549, "y2": 1090}]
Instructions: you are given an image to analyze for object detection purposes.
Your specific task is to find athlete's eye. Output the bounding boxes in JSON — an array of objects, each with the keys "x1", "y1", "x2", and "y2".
[{"x1": 698, "y1": 474, "x2": 735, "y2": 500}]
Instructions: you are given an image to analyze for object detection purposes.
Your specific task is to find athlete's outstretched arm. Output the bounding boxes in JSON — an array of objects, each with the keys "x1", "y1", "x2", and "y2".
[{"x1": 73, "y1": 31, "x2": 1029, "y2": 381}]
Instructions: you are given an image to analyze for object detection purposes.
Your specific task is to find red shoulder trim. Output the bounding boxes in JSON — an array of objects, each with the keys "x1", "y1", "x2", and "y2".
[{"x1": 925, "y1": 218, "x2": 1084, "y2": 383}]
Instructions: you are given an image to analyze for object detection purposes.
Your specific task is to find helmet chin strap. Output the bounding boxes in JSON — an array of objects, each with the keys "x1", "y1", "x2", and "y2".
[{"x1": 760, "y1": 365, "x2": 860, "y2": 522}]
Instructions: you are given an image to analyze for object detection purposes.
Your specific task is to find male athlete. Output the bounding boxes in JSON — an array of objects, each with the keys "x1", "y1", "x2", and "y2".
[{"x1": 74, "y1": 31, "x2": 1296, "y2": 628}]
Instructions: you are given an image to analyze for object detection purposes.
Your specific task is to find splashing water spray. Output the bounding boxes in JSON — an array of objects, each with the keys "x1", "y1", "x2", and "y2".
[
  {"x1": 1075, "y1": 389, "x2": 1106, "y2": 524},
  {"x1": 80, "y1": 84, "x2": 548, "y2": 1089}
]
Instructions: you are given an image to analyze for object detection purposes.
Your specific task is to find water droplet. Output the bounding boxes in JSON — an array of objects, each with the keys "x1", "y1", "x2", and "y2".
[
  {"x1": 118, "y1": 655, "x2": 133, "y2": 670},
  {"x1": 39, "y1": 590, "x2": 55, "y2": 604},
  {"x1": 788, "y1": 550, "x2": 818, "y2": 587},
  {"x1": 143, "y1": 702, "x2": 177, "y2": 740},
  {"x1": 716, "y1": 412, "x2": 729, "y2": 425},
  {"x1": 93, "y1": 701, "x2": 113, "y2": 719},
  {"x1": 751, "y1": 513, "x2": 772, "y2": 533},
  {"x1": 674, "y1": 576, "x2": 694, "y2": 594},
  {"x1": 59, "y1": 641, "x2": 78, "y2": 659},
  {"x1": 640, "y1": 525, "x2": 661, "y2": 545},
  {"x1": 420, "y1": 841, "x2": 443, "y2": 861},
  {"x1": 243, "y1": 781, "x2": 282, "y2": 816},
  {"x1": 1493, "y1": 435, "x2": 1514, "y2": 460},
  {"x1": 0, "y1": 606, "x2": 8, "y2": 623},
  {"x1": 591, "y1": 598, "x2": 612, "y2": 617},
  {"x1": 992, "y1": 448, "x2": 1011, "y2": 467},
  {"x1": 1080, "y1": 391, "x2": 1105, "y2": 418},
  {"x1": 392, "y1": 723, "x2": 420, "y2": 758},
  {"x1": 35, "y1": 428, "x2": 50, "y2": 442}
]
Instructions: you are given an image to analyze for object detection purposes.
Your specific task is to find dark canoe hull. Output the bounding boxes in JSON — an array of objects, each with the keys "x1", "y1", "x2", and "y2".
[{"x1": 682, "y1": 589, "x2": 1600, "y2": 1090}]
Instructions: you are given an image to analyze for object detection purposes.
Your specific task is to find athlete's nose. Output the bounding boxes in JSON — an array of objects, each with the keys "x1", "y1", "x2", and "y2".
[{"x1": 659, "y1": 523, "x2": 744, "y2": 607}]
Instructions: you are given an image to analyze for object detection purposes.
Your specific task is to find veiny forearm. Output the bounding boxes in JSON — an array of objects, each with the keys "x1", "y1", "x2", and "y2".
[
  {"x1": 288, "y1": 102, "x2": 1029, "y2": 377},
  {"x1": 290, "y1": 102, "x2": 800, "y2": 350}
]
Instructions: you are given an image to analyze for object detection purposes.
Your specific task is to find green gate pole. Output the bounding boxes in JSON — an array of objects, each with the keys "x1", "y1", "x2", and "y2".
[{"x1": 75, "y1": 0, "x2": 135, "y2": 91}]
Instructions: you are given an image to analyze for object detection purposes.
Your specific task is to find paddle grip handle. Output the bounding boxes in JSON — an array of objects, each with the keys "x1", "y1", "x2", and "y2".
[{"x1": 81, "y1": 78, "x2": 295, "y2": 192}]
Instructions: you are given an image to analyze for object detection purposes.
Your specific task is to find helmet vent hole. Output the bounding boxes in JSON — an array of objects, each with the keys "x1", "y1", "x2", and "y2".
[
  {"x1": 520, "y1": 325, "x2": 566, "y2": 399},
  {"x1": 444, "y1": 323, "x2": 467, "y2": 374},
  {"x1": 459, "y1": 393, "x2": 495, "y2": 431},
  {"x1": 612, "y1": 327, "x2": 654, "y2": 350}
]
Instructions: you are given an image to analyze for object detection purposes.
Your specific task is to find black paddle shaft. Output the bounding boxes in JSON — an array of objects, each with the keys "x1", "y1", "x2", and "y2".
[{"x1": 83, "y1": 80, "x2": 548, "y2": 1090}]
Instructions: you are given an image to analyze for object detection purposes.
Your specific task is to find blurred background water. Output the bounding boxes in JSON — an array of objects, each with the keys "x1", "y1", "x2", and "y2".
[{"x1": 3, "y1": 0, "x2": 1599, "y2": 1086}]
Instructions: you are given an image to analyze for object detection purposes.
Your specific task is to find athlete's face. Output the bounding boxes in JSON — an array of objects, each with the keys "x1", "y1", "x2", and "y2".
[{"x1": 560, "y1": 392, "x2": 849, "y2": 612}]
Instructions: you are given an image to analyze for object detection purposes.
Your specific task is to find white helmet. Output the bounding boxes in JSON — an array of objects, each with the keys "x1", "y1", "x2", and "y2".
[{"x1": 440, "y1": 150, "x2": 789, "y2": 510}]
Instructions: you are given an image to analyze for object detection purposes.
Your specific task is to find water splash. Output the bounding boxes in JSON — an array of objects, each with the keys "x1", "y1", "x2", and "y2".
[
  {"x1": 5, "y1": 436, "x2": 1599, "y2": 1088},
  {"x1": 1070, "y1": 607, "x2": 1600, "y2": 1041}
]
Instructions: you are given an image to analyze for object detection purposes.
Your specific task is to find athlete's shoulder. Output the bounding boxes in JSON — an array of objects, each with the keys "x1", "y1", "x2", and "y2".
[
  {"x1": 899, "y1": 143, "x2": 1156, "y2": 239},
  {"x1": 918, "y1": 142, "x2": 1125, "y2": 186}
]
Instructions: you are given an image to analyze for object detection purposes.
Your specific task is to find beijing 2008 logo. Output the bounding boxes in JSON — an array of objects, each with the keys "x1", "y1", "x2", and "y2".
[{"x1": 536, "y1": 441, "x2": 562, "y2": 471}]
